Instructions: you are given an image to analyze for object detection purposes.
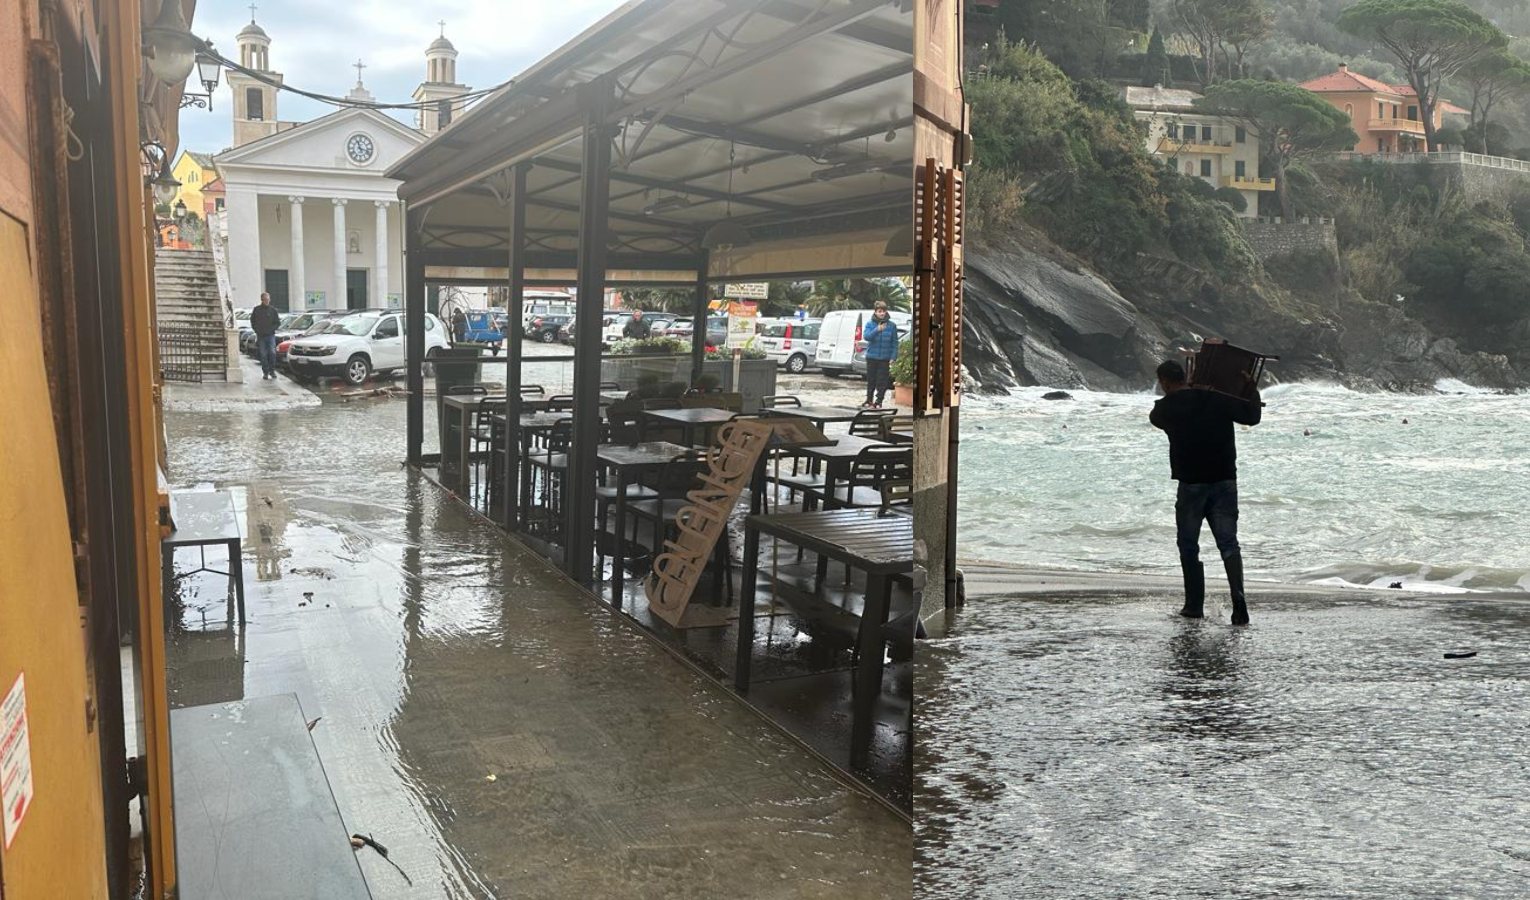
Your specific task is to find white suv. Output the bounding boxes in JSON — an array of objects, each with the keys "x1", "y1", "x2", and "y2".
[{"x1": 287, "y1": 312, "x2": 450, "y2": 386}]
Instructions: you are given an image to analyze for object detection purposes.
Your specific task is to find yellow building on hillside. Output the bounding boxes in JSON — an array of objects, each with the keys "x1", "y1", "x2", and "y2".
[{"x1": 171, "y1": 150, "x2": 218, "y2": 216}]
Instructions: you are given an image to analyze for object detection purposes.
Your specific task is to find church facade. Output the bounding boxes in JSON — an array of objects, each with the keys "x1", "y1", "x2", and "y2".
[{"x1": 215, "y1": 16, "x2": 470, "y2": 312}]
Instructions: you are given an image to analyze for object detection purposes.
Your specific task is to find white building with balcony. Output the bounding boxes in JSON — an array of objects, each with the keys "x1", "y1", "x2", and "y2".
[{"x1": 1123, "y1": 85, "x2": 1269, "y2": 217}]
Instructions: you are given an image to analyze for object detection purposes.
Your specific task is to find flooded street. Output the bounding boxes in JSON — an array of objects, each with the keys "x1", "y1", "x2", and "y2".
[
  {"x1": 163, "y1": 393, "x2": 909, "y2": 899},
  {"x1": 916, "y1": 581, "x2": 1530, "y2": 899}
]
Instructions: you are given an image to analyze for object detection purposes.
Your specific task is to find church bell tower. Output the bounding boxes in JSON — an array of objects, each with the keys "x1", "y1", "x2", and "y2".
[
  {"x1": 228, "y1": 6, "x2": 284, "y2": 148},
  {"x1": 412, "y1": 22, "x2": 471, "y2": 136}
]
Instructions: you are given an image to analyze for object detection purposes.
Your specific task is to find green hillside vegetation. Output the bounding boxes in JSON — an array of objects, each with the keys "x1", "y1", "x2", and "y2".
[
  {"x1": 967, "y1": 37, "x2": 1256, "y2": 274},
  {"x1": 967, "y1": 23, "x2": 1530, "y2": 366}
]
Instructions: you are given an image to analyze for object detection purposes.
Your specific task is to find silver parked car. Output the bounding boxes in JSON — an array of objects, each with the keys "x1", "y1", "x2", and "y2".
[{"x1": 756, "y1": 318, "x2": 821, "y2": 373}]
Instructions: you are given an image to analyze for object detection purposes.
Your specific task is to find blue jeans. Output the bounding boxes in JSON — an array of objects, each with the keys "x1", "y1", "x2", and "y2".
[
  {"x1": 1176, "y1": 479, "x2": 1240, "y2": 568},
  {"x1": 257, "y1": 334, "x2": 278, "y2": 376}
]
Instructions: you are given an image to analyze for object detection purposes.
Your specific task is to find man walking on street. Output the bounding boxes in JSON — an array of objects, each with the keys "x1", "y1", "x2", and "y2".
[
  {"x1": 862, "y1": 302, "x2": 899, "y2": 408},
  {"x1": 1150, "y1": 359, "x2": 1262, "y2": 625},
  {"x1": 250, "y1": 292, "x2": 281, "y2": 381},
  {"x1": 623, "y1": 308, "x2": 652, "y2": 340}
]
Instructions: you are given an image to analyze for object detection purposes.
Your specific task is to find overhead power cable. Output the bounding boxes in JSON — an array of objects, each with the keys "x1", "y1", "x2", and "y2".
[{"x1": 201, "y1": 43, "x2": 513, "y2": 113}]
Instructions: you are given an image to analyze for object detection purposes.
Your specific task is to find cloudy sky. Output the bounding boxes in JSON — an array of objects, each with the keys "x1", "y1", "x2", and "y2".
[{"x1": 181, "y1": 0, "x2": 626, "y2": 153}]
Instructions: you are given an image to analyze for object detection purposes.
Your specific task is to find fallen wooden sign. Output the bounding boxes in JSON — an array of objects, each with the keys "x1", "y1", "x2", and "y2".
[{"x1": 644, "y1": 420, "x2": 774, "y2": 627}]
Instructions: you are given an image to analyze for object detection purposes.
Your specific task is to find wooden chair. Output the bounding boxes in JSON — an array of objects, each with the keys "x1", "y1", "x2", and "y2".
[
  {"x1": 881, "y1": 413, "x2": 914, "y2": 443},
  {"x1": 761, "y1": 394, "x2": 801, "y2": 410},
  {"x1": 809, "y1": 445, "x2": 913, "y2": 509},
  {"x1": 525, "y1": 418, "x2": 572, "y2": 538},
  {"x1": 850, "y1": 408, "x2": 895, "y2": 438}
]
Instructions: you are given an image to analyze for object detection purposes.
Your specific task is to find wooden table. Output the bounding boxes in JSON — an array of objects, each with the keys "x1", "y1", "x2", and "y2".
[
  {"x1": 768, "y1": 404, "x2": 864, "y2": 431},
  {"x1": 440, "y1": 393, "x2": 504, "y2": 493},
  {"x1": 162, "y1": 490, "x2": 246, "y2": 625},
  {"x1": 596, "y1": 441, "x2": 689, "y2": 599},
  {"x1": 798, "y1": 435, "x2": 890, "y2": 510},
  {"x1": 490, "y1": 412, "x2": 570, "y2": 527},
  {"x1": 735, "y1": 509, "x2": 913, "y2": 766},
  {"x1": 642, "y1": 406, "x2": 736, "y2": 447}
]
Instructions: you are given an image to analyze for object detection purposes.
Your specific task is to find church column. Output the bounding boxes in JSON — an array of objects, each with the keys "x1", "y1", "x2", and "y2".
[
  {"x1": 288, "y1": 196, "x2": 306, "y2": 310},
  {"x1": 374, "y1": 200, "x2": 390, "y2": 306},
  {"x1": 332, "y1": 198, "x2": 348, "y2": 308}
]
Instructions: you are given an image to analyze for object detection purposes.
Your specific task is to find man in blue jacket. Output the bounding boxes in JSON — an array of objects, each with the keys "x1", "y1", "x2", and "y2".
[{"x1": 862, "y1": 302, "x2": 900, "y2": 408}]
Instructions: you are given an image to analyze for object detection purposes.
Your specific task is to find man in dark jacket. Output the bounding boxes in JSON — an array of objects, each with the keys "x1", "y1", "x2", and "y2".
[
  {"x1": 249, "y1": 293, "x2": 281, "y2": 380},
  {"x1": 862, "y1": 302, "x2": 900, "y2": 408},
  {"x1": 622, "y1": 308, "x2": 652, "y2": 340},
  {"x1": 1150, "y1": 359, "x2": 1262, "y2": 625}
]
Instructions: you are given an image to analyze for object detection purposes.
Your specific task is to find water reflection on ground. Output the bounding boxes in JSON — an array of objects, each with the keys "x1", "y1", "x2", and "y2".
[
  {"x1": 165, "y1": 397, "x2": 909, "y2": 899},
  {"x1": 916, "y1": 588, "x2": 1530, "y2": 899}
]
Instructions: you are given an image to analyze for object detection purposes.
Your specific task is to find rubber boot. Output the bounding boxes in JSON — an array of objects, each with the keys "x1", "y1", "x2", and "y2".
[
  {"x1": 1179, "y1": 560, "x2": 1205, "y2": 618},
  {"x1": 1225, "y1": 552, "x2": 1249, "y2": 625}
]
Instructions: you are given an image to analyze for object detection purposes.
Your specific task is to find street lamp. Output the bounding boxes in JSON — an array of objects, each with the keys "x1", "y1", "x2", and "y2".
[
  {"x1": 173, "y1": 199, "x2": 187, "y2": 220},
  {"x1": 144, "y1": 0, "x2": 198, "y2": 85},
  {"x1": 182, "y1": 49, "x2": 222, "y2": 110},
  {"x1": 140, "y1": 140, "x2": 181, "y2": 205}
]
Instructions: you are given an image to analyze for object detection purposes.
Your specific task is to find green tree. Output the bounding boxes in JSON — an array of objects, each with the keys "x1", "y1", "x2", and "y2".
[
  {"x1": 1338, "y1": 0, "x2": 1507, "y2": 152},
  {"x1": 807, "y1": 278, "x2": 910, "y2": 316},
  {"x1": 1143, "y1": 26, "x2": 1171, "y2": 86},
  {"x1": 1455, "y1": 49, "x2": 1530, "y2": 153},
  {"x1": 619, "y1": 287, "x2": 698, "y2": 315},
  {"x1": 1174, "y1": 0, "x2": 1267, "y2": 85},
  {"x1": 1194, "y1": 79, "x2": 1357, "y2": 219},
  {"x1": 759, "y1": 281, "x2": 812, "y2": 318}
]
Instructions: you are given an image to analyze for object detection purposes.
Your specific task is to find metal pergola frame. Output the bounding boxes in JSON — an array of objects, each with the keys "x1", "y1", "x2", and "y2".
[{"x1": 389, "y1": 0, "x2": 916, "y2": 586}]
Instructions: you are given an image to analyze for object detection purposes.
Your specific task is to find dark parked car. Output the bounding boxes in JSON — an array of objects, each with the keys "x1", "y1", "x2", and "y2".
[
  {"x1": 525, "y1": 314, "x2": 572, "y2": 343},
  {"x1": 242, "y1": 312, "x2": 300, "y2": 356}
]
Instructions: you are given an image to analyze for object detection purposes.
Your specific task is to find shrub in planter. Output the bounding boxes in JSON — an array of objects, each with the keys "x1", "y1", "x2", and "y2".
[
  {"x1": 611, "y1": 336, "x2": 688, "y2": 355},
  {"x1": 889, "y1": 338, "x2": 915, "y2": 407},
  {"x1": 704, "y1": 345, "x2": 767, "y2": 360},
  {"x1": 694, "y1": 373, "x2": 722, "y2": 393}
]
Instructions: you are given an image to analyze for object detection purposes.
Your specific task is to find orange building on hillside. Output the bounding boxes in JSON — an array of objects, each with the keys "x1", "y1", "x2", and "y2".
[{"x1": 1301, "y1": 63, "x2": 1468, "y2": 154}]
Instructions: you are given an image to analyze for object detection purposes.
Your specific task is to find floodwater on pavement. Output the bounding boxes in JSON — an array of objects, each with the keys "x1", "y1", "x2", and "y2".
[
  {"x1": 164, "y1": 396, "x2": 909, "y2": 900},
  {"x1": 915, "y1": 586, "x2": 1530, "y2": 899}
]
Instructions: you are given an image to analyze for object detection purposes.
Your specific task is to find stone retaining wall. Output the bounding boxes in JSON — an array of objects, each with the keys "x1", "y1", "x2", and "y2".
[{"x1": 1241, "y1": 217, "x2": 1338, "y2": 262}]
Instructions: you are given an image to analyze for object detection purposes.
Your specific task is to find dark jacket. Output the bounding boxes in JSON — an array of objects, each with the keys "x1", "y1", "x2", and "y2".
[
  {"x1": 1150, "y1": 388, "x2": 1262, "y2": 483},
  {"x1": 250, "y1": 304, "x2": 281, "y2": 337},
  {"x1": 622, "y1": 316, "x2": 652, "y2": 339},
  {"x1": 863, "y1": 315, "x2": 900, "y2": 361}
]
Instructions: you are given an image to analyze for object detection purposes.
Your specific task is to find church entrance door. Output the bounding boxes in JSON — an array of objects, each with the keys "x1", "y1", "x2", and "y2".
[
  {"x1": 346, "y1": 268, "x2": 369, "y2": 310},
  {"x1": 264, "y1": 269, "x2": 290, "y2": 311}
]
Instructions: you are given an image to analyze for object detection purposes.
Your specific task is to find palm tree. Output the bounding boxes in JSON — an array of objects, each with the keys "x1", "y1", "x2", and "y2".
[
  {"x1": 806, "y1": 277, "x2": 910, "y2": 316},
  {"x1": 618, "y1": 287, "x2": 699, "y2": 315}
]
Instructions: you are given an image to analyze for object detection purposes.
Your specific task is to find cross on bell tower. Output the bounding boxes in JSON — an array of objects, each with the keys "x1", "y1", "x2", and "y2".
[{"x1": 353, "y1": 58, "x2": 366, "y2": 86}]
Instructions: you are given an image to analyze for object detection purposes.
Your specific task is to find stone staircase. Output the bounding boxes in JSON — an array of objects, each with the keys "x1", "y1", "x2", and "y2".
[{"x1": 155, "y1": 247, "x2": 234, "y2": 382}]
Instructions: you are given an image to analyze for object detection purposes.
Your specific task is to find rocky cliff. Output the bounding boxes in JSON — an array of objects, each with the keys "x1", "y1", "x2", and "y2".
[{"x1": 963, "y1": 228, "x2": 1525, "y2": 394}]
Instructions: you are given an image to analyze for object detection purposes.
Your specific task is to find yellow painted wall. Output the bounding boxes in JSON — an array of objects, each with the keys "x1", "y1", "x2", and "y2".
[
  {"x1": 170, "y1": 151, "x2": 216, "y2": 215},
  {"x1": 0, "y1": 213, "x2": 110, "y2": 899}
]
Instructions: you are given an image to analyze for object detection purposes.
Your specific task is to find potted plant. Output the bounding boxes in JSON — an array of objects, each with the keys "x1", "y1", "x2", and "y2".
[{"x1": 889, "y1": 338, "x2": 915, "y2": 408}]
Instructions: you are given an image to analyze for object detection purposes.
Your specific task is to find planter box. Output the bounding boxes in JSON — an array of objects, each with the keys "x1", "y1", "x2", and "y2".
[
  {"x1": 893, "y1": 383, "x2": 913, "y2": 408},
  {"x1": 597, "y1": 355, "x2": 778, "y2": 412},
  {"x1": 701, "y1": 358, "x2": 777, "y2": 412}
]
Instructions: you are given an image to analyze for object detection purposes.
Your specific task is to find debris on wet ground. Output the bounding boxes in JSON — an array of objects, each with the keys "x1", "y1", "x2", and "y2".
[
  {"x1": 1444, "y1": 651, "x2": 1478, "y2": 659},
  {"x1": 306, "y1": 716, "x2": 322, "y2": 731},
  {"x1": 350, "y1": 833, "x2": 413, "y2": 887},
  {"x1": 1390, "y1": 582, "x2": 1404, "y2": 588},
  {"x1": 289, "y1": 566, "x2": 336, "y2": 579}
]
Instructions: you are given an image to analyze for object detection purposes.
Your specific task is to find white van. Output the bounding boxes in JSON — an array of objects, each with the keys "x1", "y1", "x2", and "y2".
[
  {"x1": 814, "y1": 309, "x2": 911, "y2": 378},
  {"x1": 756, "y1": 318, "x2": 822, "y2": 373},
  {"x1": 521, "y1": 291, "x2": 575, "y2": 324}
]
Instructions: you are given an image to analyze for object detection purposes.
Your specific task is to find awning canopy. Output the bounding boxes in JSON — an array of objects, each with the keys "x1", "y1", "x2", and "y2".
[{"x1": 386, "y1": 0, "x2": 914, "y2": 283}]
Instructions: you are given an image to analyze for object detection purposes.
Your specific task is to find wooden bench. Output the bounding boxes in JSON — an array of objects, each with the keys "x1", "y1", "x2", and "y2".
[{"x1": 171, "y1": 694, "x2": 371, "y2": 899}]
